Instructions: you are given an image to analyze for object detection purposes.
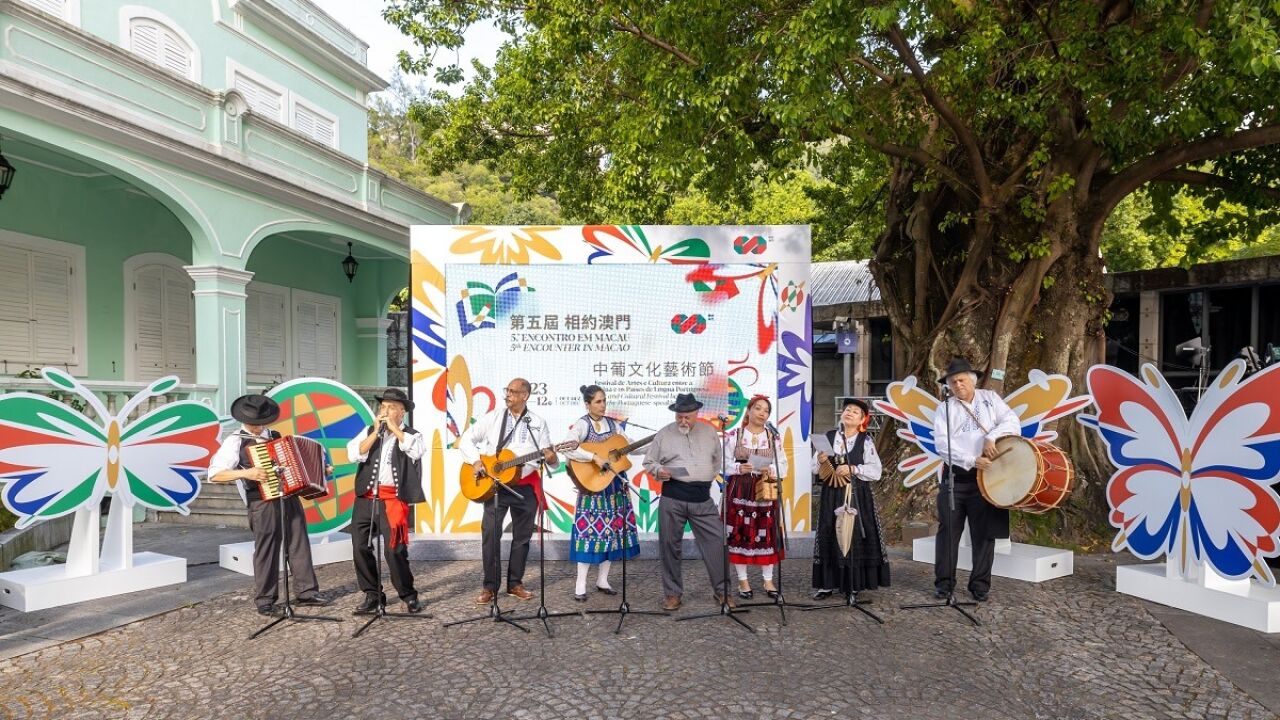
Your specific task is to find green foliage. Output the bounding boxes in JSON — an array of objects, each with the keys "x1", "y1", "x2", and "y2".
[
  {"x1": 384, "y1": 0, "x2": 1280, "y2": 262},
  {"x1": 1101, "y1": 185, "x2": 1280, "y2": 272}
]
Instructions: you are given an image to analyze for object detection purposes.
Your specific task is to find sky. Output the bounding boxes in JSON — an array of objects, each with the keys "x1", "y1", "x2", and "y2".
[{"x1": 308, "y1": 1, "x2": 505, "y2": 100}]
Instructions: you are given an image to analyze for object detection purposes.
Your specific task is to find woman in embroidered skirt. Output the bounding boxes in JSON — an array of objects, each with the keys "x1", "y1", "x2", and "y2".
[
  {"x1": 562, "y1": 385, "x2": 641, "y2": 601},
  {"x1": 723, "y1": 395, "x2": 786, "y2": 599},
  {"x1": 811, "y1": 398, "x2": 889, "y2": 599}
]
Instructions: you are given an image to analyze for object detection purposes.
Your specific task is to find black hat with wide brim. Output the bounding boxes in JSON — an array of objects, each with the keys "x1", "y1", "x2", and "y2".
[
  {"x1": 938, "y1": 357, "x2": 983, "y2": 384},
  {"x1": 230, "y1": 394, "x2": 280, "y2": 425},
  {"x1": 840, "y1": 397, "x2": 871, "y2": 415},
  {"x1": 377, "y1": 387, "x2": 414, "y2": 412},
  {"x1": 668, "y1": 393, "x2": 704, "y2": 412}
]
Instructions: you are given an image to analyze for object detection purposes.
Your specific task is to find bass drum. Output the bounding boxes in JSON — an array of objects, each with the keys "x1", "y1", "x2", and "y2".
[{"x1": 977, "y1": 436, "x2": 1073, "y2": 514}]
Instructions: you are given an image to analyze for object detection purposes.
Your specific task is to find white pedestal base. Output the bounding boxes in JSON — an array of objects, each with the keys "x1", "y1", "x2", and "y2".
[
  {"x1": 912, "y1": 527, "x2": 1073, "y2": 582},
  {"x1": 1117, "y1": 563, "x2": 1280, "y2": 633},
  {"x1": 218, "y1": 532, "x2": 353, "y2": 576},
  {"x1": 0, "y1": 552, "x2": 186, "y2": 612}
]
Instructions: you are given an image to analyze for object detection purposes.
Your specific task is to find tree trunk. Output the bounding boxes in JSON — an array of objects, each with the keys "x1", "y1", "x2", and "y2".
[{"x1": 868, "y1": 159, "x2": 1115, "y2": 545}]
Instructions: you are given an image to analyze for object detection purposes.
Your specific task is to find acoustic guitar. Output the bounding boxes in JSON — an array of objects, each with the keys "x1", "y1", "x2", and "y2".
[
  {"x1": 566, "y1": 433, "x2": 657, "y2": 494},
  {"x1": 459, "y1": 440, "x2": 580, "y2": 503}
]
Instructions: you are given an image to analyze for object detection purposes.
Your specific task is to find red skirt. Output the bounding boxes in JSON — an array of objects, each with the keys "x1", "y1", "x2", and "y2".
[{"x1": 724, "y1": 473, "x2": 783, "y2": 566}]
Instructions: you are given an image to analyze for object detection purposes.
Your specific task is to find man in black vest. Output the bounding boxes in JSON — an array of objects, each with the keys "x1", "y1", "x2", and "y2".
[
  {"x1": 207, "y1": 394, "x2": 329, "y2": 615},
  {"x1": 346, "y1": 388, "x2": 426, "y2": 614}
]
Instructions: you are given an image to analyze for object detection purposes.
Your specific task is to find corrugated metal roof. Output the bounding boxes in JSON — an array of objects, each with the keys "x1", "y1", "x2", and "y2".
[{"x1": 810, "y1": 260, "x2": 881, "y2": 307}]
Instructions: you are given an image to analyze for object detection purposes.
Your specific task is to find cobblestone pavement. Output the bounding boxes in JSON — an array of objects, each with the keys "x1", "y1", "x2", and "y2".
[{"x1": 0, "y1": 552, "x2": 1273, "y2": 720}]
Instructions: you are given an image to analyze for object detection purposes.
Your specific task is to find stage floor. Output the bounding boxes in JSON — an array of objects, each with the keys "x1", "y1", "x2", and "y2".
[{"x1": 0, "y1": 530, "x2": 1275, "y2": 719}]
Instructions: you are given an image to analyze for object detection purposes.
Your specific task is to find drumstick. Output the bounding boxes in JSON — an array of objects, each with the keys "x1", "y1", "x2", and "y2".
[{"x1": 989, "y1": 447, "x2": 1014, "y2": 461}]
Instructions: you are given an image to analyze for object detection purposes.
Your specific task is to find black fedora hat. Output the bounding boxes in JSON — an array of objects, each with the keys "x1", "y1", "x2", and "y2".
[
  {"x1": 230, "y1": 394, "x2": 280, "y2": 425},
  {"x1": 938, "y1": 357, "x2": 983, "y2": 384},
  {"x1": 668, "y1": 393, "x2": 704, "y2": 412},
  {"x1": 840, "y1": 397, "x2": 871, "y2": 414},
  {"x1": 377, "y1": 387, "x2": 414, "y2": 412}
]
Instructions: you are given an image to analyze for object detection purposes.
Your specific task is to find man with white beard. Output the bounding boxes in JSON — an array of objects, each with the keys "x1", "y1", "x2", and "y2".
[{"x1": 643, "y1": 393, "x2": 728, "y2": 612}]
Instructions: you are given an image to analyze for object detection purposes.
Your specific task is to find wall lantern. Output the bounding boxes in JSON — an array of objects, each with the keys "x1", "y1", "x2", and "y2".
[{"x1": 342, "y1": 241, "x2": 358, "y2": 282}]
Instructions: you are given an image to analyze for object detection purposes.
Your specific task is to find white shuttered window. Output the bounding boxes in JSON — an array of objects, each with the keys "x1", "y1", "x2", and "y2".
[
  {"x1": 128, "y1": 19, "x2": 194, "y2": 80},
  {"x1": 246, "y1": 283, "x2": 290, "y2": 381},
  {"x1": 130, "y1": 264, "x2": 194, "y2": 383},
  {"x1": 293, "y1": 291, "x2": 339, "y2": 380},
  {"x1": 20, "y1": 0, "x2": 68, "y2": 18},
  {"x1": 233, "y1": 72, "x2": 284, "y2": 122},
  {"x1": 293, "y1": 103, "x2": 337, "y2": 148},
  {"x1": 0, "y1": 238, "x2": 81, "y2": 371}
]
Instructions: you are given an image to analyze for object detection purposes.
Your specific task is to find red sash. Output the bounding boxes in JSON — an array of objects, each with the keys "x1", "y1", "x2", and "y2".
[{"x1": 364, "y1": 484, "x2": 410, "y2": 549}]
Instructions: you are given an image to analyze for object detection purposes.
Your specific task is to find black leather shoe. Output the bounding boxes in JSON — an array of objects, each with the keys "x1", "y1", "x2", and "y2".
[
  {"x1": 295, "y1": 596, "x2": 331, "y2": 607},
  {"x1": 353, "y1": 597, "x2": 379, "y2": 615},
  {"x1": 406, "y1": 598, "x2": 424, "y2": 614},
  {"x1": 574, "y1": 593, "x2": 588, "y2": 602},
  {"x1": 737, "y1": 588, "x2": 754, "y2": 599},
  {"x1": 765, "y1": 589, "x2": 780, "y2": 600},
  {"x1": 971, "y1": 590, "x2": 989, "y2": 602},
  {"x1": 595, "y1": 586, "x2": 618, "y2": 596},
  {"x1": 256, "y1": 605, "x2": 277, "y2": 617},
  {"x1": 811, "y1": 590, "x2": 832, "y2": 600},
  {"x1": 934, "y1": 588, "x2": 950, "y2": 599}
]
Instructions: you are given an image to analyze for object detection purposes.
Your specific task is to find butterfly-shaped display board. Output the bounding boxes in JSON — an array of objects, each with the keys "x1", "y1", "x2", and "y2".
[
  {"x1": 0, "y1": 369, "x2": 220, "y2": 608},
  {"x1": 873, "y1": 370, "x2": 1093, "y2": 489},
  {"x1": 1078, "y1": 361, "x2": 1280, "y2": 586},
  {"x1": 0, "y1": 369, "x2": 221, "y2": 529}
]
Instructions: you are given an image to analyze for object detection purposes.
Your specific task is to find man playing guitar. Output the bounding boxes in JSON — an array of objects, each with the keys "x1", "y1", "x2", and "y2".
[{"x1": 458, "y1": 378, "x2": 560, "y2": 603}]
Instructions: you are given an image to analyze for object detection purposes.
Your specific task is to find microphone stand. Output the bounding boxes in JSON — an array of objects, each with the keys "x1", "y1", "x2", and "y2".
[
  {"x1": 677, "y1": 417, "x2": 754, "y2": 633},
  {"x1": 801, "y1": 426, "x2": 882, "y2": 624},
  {"x1": 509, "y1": 455, "x2": 581, "y2": 638},
  {"x1": 586, "y1": 476, "x2": 666, "y2": 633},
  {"x1": 353, "y1": 448, "x2": 434, "y2": 636},
  {"x1": 901, "y1": 385, "x2": 980, "y2": 626},
  {"x1": 250, "y1": 491, "x2": 342, "y2": 639},
  {"x1": 739, "y1": 423, "x2": 814, "y2": 623},
  {"x1": 443, "y1": 476, "x2": 531, "y2": 633}
]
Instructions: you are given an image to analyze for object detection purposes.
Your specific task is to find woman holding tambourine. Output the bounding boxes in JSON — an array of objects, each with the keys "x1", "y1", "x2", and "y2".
[{"x1": 812, "y1": 398, "x2": 890, "y2": 599}]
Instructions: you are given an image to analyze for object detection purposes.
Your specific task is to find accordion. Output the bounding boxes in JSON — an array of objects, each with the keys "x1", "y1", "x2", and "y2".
[{"x1": 246, "y1": 435, "x2": 329, "y2": 501}]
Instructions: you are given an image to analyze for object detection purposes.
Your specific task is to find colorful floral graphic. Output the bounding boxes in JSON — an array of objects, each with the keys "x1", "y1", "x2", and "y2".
[
  {"x1": 875, "y1": 370, "x2": 1093, "y2": 489},
  {"x1": 266, "y1": 378, "x2": 374, "y2": 536},
  {"x1": 0, "y1": 370, "x2": 220, "y2": 528},
  {"x1": 582, "y1": 225, "x2": 710, "y2": 264},
  {"x1": 776, "y1": 300, "x2": 813, "y2": 440},
  {"x1": 450, "y1": 226, "x2": 563, "y2": 264},
  {"x1": 1079, "y1": 361, "x2": 1280, "y2": 584}
]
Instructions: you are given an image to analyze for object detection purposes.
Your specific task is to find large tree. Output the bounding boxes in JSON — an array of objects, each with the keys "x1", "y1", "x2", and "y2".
[{"x1": 387, "y1": 0, "x2": 1280, "y2": 530}]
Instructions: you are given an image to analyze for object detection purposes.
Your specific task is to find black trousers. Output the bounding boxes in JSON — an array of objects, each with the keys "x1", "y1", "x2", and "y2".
[
  {"x1": 481, "y1": 483, "x2": 538, "y2": 591},
  {"x1": 352, "y1": 495, "x2": 417, "y2": 603},
  {"x1": 246, "y1": 495, "x2": 319, "y2": 609},
  {"x1": 933, "y1": 471, "x2": 996, "y2": 595}
]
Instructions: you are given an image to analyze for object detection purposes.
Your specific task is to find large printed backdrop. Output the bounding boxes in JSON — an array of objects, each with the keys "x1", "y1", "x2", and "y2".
[{"x1": 410, "y1": 225, "x2": 812, "y2": 535}]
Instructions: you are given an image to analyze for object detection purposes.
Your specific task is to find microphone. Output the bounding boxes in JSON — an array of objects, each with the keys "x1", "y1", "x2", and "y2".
[
  {"x1": 765, "y1": 421, "x2": 780, "y2": 436},
  {"x1": 716, "y1": 413, "x2": 730, "y2": 423}
]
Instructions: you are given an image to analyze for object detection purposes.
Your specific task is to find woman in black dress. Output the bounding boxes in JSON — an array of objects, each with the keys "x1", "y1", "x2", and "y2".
[{"x1": 812, "y1": 398, "x2": 890, "y2": 598}]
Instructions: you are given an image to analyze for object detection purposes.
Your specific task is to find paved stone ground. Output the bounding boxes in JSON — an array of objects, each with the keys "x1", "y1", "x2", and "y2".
[{"x1": 0, "y1": 550, "x2": 1274, "y2": 720}]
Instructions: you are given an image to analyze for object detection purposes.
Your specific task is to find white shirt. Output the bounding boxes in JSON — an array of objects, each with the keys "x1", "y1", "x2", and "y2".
[
  {"x1": 563, "y1": 416, "x2": 616, "y2": 463},
  {"x1": 206, "y1": 426, "x2": 272, "y2": 505},
  {"x1": 931, "y1": 388, "x2": 1020, "y2": 470},
  {"x1": 724, "y1": 426, "x2": 789, "y2": 478},
  {"x1": 458, "y1": 407, "x2": 559, "y2": 476},
  {"x1": 812, "y1": 429, "x2": 882, "y2": 482},
  {"x1": 346, "y1": 423, "x2": 426, "y2": 485}
]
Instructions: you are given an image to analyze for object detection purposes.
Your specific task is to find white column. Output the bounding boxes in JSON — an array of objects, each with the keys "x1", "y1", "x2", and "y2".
[
  {"x1": 854, "y1": 318, "x2": 872, "y2": 397},
  {"x1": 185, "y1": 265, "x2": 253, "y2": 416}
]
